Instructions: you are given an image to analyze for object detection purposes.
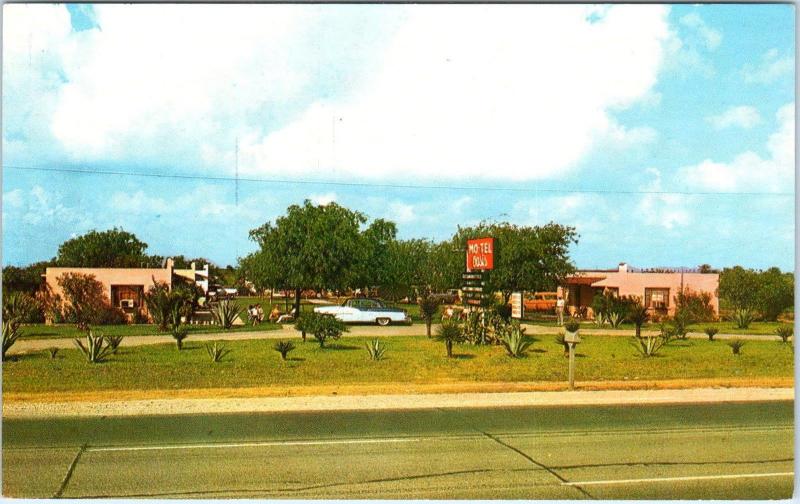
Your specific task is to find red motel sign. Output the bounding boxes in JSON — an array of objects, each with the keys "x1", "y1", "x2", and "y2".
[{"x1": 466, "y1": 237, "x2": 494, "y2": 271}]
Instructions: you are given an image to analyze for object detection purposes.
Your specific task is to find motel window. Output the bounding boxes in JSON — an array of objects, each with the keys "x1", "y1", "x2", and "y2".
[
  {"x1": 644, "y1": 288, "x2": 670, "y2": 309},
  {"x1": 111, "y1": 285, "x2": 144, "y2": 309}
]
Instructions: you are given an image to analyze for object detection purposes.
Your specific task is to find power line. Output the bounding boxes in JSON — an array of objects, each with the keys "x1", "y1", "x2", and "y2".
[{"x1": 3, "y1": 164, "x2": 794, "y2": 197}]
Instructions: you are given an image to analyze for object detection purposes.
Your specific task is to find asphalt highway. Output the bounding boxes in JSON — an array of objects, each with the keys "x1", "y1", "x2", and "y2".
[{"x1": 2, "y1": 400, "x2": 793, "y2": 499}]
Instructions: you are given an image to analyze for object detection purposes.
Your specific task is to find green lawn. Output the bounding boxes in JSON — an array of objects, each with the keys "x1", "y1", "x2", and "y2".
[
  {"x1": 18, "y1": 321, "x2": 280, "y2": 340},
  {"x1": 522, "y1": 318, "x2": 789, "y2": 335},
  {"x1": 3, "y1": 334, "x2": 792, "y2": 394}
]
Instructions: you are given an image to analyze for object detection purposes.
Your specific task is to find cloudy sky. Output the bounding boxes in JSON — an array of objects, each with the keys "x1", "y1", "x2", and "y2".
[{"x1": 2, "y1": 4, "x2": 795, "y2": 269}]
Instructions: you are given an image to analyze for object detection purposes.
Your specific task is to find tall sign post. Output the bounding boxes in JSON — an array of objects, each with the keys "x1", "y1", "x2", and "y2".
[{"x1": 463, "y1": 238, "x2": 495, "y2": 340}]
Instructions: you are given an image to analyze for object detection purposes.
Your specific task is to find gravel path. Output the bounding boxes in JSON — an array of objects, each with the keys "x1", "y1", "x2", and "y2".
[
  {"x1": 4, "y1": 387, "x2": 793, "y2": 419},
  {"x1": 12, "y1": 323, "x2": 781, "y2": 354}
]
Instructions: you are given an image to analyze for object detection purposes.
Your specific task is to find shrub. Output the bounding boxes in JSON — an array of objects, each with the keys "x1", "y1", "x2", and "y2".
[
  {"x1": 172, "y1": 327, "x2": 189, "y2": 350},
  {"x1": 463, "y1": 311, "x2": 491, "y2": 345},
  {"x1": 493, "y1": 301, "x2": 512, "y2": 321},
  {"x1": 704, "y1": 327, "x2": 719, "y2": 341},
  {"x1": 727, "y1": 339, "x2": 746, "y2": 355},
  {"x1": 564, "y1": 319, "x2": 580, "y2": 333},
  {"x1": 73, "y1": 331, "x2": 114, "y2": 363},
  {"x1": 58, "y1": 273, "x2": 125, "y2": 329},
  {"x1": 144, "y1": 281, "x2": 193, "y2": 332},
  {"x1": 302, "y1": 312, "x2": 348, "y2": 348},
  {"x1": 435, "y1": 319, "x2": 464, "y2": 358},
  {"x1": 205, "y1": 342, "x2": 230, "y2": 362},
  {"x1": 47, "y1": 347, "x2": 59, "y2": 359},
  {"x1": 732, "y1": 308, "x2": 755, "y2": 329},
  {"x1": 273, "y1": 340, "x2": 296, "y2": 360},
  {"x1": 417, "y1": 294, "x2": 441, "y2": 337},
  {"x1": 211, "y1": 300, "x2": 241, "y2": 329},
  {"x1": 2, "y1": 321, "x2": 21, "y2": 361},
  {"x1": 500, "y1": 322, "x2": 532, "y2": 358},
  {"x1": 364, "y1": 339, "x2": 387, "y2": 361},
  {"x1": 671, "y1": 312, "x2": 690, "y2": 340},
  {"x1": 674, "y1": 288, "x2": 716, "y2": 323},
  {"x1": 776, "y1": 326, "x2": 793, "y2": 344},
  {"x1": 294, "y1": 316, "x2": 310, "y2": 343},
  {"x1": 104, "y1": 335, "x2": 124, "y2": 354}
]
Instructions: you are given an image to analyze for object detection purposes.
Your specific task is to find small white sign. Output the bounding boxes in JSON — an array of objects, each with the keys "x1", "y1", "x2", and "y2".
[{"x1": 511, "y1": 292, "x2": 523, "y2": 319}]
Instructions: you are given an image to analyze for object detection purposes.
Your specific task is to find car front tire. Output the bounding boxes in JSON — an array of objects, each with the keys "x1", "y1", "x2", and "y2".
[{"x1": 376, "y1": 317, "x2": 390, "y2": 326}]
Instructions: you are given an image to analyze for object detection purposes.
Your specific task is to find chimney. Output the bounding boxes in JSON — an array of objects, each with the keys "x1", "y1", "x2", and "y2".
[
  {"x1": 190, "y1": 261, "x2": 196, "y2": 271},
  {"x1": 618, "y1": 262, "x2": 628, "y2": 273}
]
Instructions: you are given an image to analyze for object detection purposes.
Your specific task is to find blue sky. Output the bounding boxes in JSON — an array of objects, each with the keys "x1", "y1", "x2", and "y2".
[{"x1": 2, "y1": 4, "x2": 795, "y2": 270}]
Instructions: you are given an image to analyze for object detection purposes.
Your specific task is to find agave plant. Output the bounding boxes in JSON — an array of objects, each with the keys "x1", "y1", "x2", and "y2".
[
  {"x1": 704, "y1": 326, "x2": 719, "y2": 341},
  {"x1": 104, "y1": 335, "x2": 124, "y2": 354},
  {"x1": 500, "y1": 322, "x2": 532, "y2": 358},
  {"x1": 776, "y1": 326, "x2": 793, "y2": 344},
  {"x1": 74, "y1": 331, "x2": 114, "y2": 363},
  {"x1": 554, "y1": 333, "x2": 569, "y2": 356},
  {"x1": 273, "y1": 340, "x2": 296, "y2": 360},
  {"x1": 630, "y1": 332, "x2": 668, "y2": 358},
  {"x1": 607, "y1": 311, "x2": 624, "y2": 328},
  {"x1": 205, "y1": 342, "x2": 231, "y2": 362},
  {"x1": 47, "y1": 347, "x2": 60, "y2": 359},
  {"x1": 2, "y1": 292, "x2": 37, "y2": 331},
  {"x1": 211, "y1": 300, "x2": 241, "y2": 330},
  {"x1": 727, "y1": 338, "x2": 746, "y2": 355},
  {"x1": 2, "y1": 321, "x2": 21, "y2": 361},
  {"x1": 365, "y1": 339, "x2": 387, "y2": 361},
  {"x1": 732, "y1": 308, "x2": 755, "y2": 330}
]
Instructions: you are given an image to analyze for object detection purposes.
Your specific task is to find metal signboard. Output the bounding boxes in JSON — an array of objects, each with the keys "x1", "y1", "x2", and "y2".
[
  {"x1": 466, "y1": 237, "x2": 494, "y2": 271},
  {"x1": 511, "y1": 292, "x2": 523, "y2": 319}
]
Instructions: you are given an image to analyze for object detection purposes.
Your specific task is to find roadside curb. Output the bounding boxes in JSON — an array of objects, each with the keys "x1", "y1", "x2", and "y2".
[{"x1": 4, "y1": 387, "x2": 793, "y2": 419}]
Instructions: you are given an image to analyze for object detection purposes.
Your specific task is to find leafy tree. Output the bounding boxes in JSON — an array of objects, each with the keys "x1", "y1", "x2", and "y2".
[
  {"x1": 377, "y1": 239, "x2": 431, "y2": 301},
  {"x1": 755, "y1": 268, "x2": 793, "y2": 321},
  {"x1": 244, "y1": 201, "x2": 377, "y2": 316},
  {"x1": 56, "y1": 228, "x2": 150, "y2": 268},
  {"x1": 674, "y1": 288, "x2": 715, "y2": 323},
  {"x1": 2, "y1": 261, "x2": 52, "y2": 294},
  {"x1": 719, "y1": 266, "x2": 760, "y2": 310},
  {"x1": 452, "y1": 221, "x2": 578, "y2": 303},
  {"x1": 355, "y1": 219, "x2": 398, "y2": 291}
]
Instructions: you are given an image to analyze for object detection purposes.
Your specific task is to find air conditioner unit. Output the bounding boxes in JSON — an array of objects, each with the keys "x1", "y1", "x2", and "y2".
[{"x1": 120, "y1": 299, "x2": 135, "y2": 309}]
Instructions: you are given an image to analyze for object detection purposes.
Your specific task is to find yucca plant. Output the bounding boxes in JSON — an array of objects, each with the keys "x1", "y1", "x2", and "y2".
[
  {"x1": 704, "y1": 326, "x2": 719, "y2": 341},
  {"x1": 211, "y1": 300, "x2": 241, "y2": 329},
  {"x1": 776, "y1": 325, "x2": 793, "y2": 344},
  {"x1": 104, "y1": 335, "x2": 124, "y2": 354},
  {"x1": 172, "y1": 327, "x2": 189, "y2": 350},
  {"x1": 73, "y1": 331, "x2": 114, "y2": 363},
  {"x1": 2, "y1": 321, "x2": 21, "y2": 361},
  {"x1": 500, "y1": 322, "x2": 532, "y2": 358},
  {"x1": 732, "y1": 308, "x2": 754, "y2": 329},
  {"x1": 365, "y1": 339, "x2": 387, "y2": 361},
  {"x1": 727, "y1": 338, "x2": 746, "y2": 355},
  {"x1": 2, "y1": 292, "x2": 37, "y2": 330},
  {"x1": 273, "y1": 340, "x2": 296, "y2": 360},
  {"x1": 47, "y1": 347, "x2": 60, "y2": 359},
  {"x1": 627, "y1": 304, "x2": 649, "y2": 339},
  {"x1": 417, "y1": 294, "x2": 441, "y2": 337},
  {"x1": 205, "y1": 342, "x2": 231, "y2": 362},
  {"x1": 435, "y1": 319, "x2": 464, "y2": 358}
]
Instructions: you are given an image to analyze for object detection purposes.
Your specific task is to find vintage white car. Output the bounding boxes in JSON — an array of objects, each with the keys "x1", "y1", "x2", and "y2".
[{"x1": 314, "y1": 298, "x2": 411, "y2": 326}]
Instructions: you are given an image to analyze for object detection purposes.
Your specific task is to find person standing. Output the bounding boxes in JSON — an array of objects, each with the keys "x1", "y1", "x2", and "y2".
[{"x1": 556, "y1": 296, "x2": 565, "y2": 326}]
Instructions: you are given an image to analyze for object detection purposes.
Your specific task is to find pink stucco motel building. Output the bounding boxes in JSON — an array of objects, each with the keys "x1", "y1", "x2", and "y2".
[
  {"x1": 559, "y1": 263, "x2": 720, "y2": 319},
  {"x1": 43, "y1": 258, "x2": 210, "y2": 323}
]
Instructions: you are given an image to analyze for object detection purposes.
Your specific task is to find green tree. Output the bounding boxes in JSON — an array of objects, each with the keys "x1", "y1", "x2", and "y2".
[
  {"x1": 756, "y1": 268, "x2": 793, "y2": 321},
  {"x1": 56, "y1": 273, "x2": 126, "y2": 329},
  {"x1": 244, "y1": 201, "x2": 374, "y2": 316},
  {"x1": 56, "y1": 228, "x2": 150, "y2": 268},
  {"x1": 354, "y1": 218, "x2": 398, "y2": 292},
  {"x1": 379, "y1": 239, "x2": 433, "y2": 301},
  {"x1": 719, "y1": 266, "x2": 760, "y2": 310},
  {"x1": 452, "y1": 221, "x2": 578, "y2": 302},
  {"x1": 2, "y1": 261, "x2": 52, "y2": 294}
]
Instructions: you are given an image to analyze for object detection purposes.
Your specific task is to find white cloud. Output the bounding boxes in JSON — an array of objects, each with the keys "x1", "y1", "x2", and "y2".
[
  {"x1": 243, "y1": 5, "x2": 672, "y2": 182},
  {"x1": 743, "y1": 48, "x2": 794, "y2": 84},
  {"x1": 387, "y1": 201, "x2": 416, "y2": 224},
  {"x1": 309, "y1": 192, "x2": 337, "y2": 205},
  {"x1": 681, "y1": 103, "x2": 794, "y2": 192},
  {"x1": 679, "y1": 12, "x2": 722, "y2": 50},
  {"x1": 636, "y1": 168, "x2": 692, "y2": 230},
  {"x1": 6, "y1": 5, "x2": 672, "y2": 182},
  {"x1": 706, "y1": 106, "x2": 761, "y2": 130},
  {"x1": 3, "y1": 185, "x2": 93, "y2": 228}
]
